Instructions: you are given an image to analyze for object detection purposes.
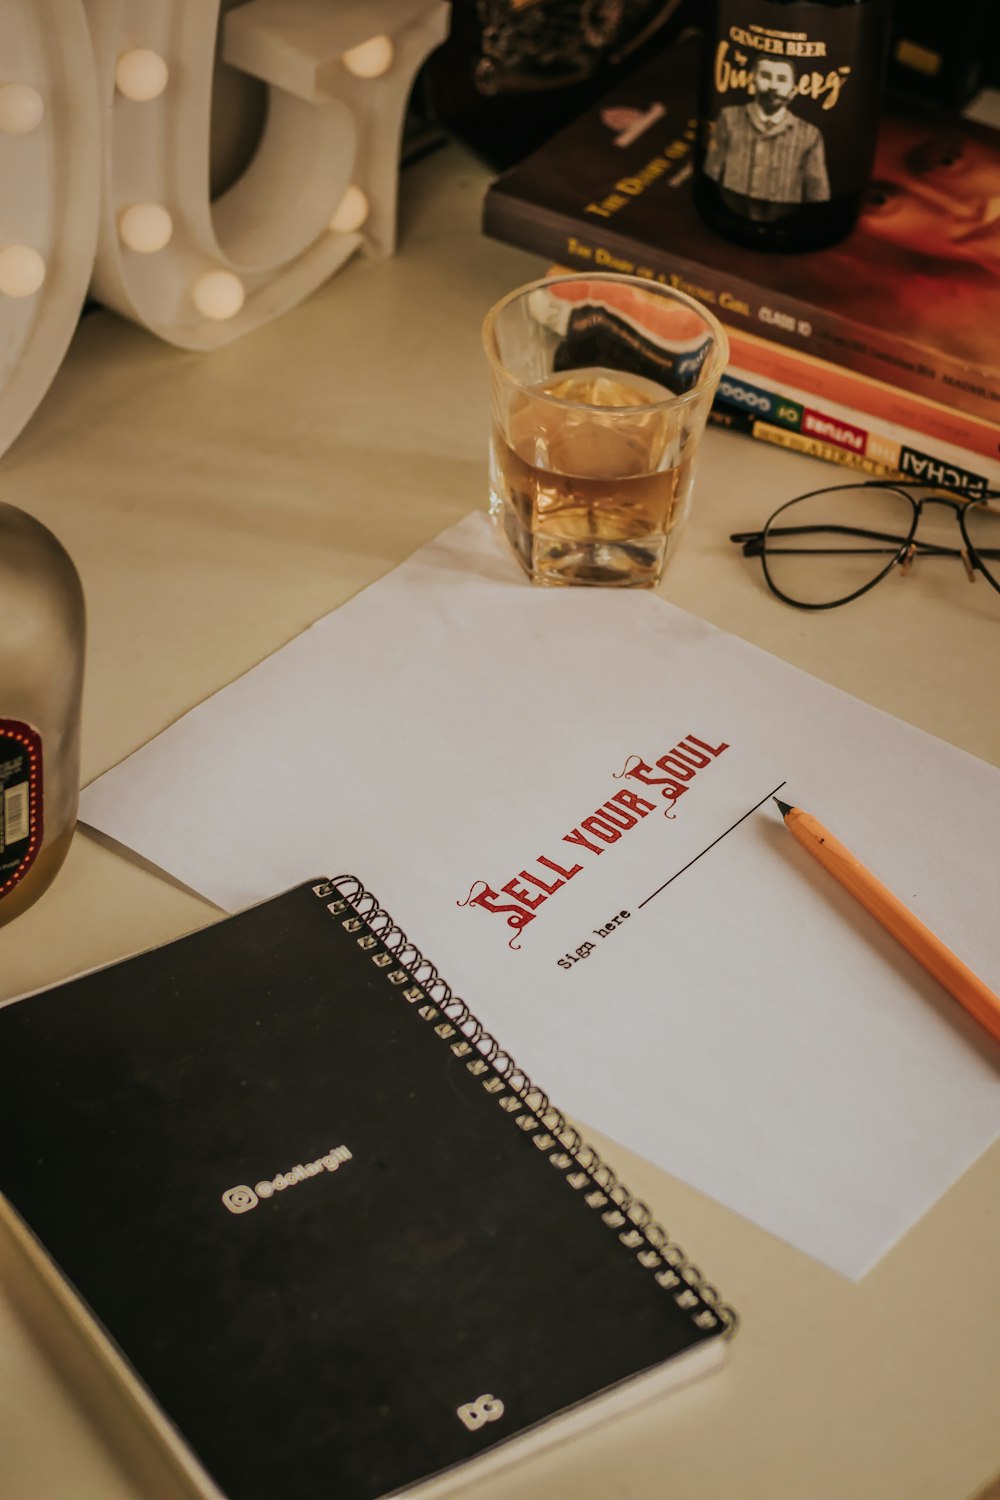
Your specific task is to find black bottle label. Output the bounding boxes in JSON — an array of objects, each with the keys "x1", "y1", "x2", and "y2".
[
  {"x1": 703, "y1": 0, "x2": 885, "y2": 216},
  {"x1": 0, "y1": 720, "x2": 43, "y2": 897}
]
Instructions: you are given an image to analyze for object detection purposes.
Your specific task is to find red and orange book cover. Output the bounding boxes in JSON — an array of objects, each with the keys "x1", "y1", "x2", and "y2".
[{"x1": 483, "y1": 29, "x2": 1000, "y2": 432}]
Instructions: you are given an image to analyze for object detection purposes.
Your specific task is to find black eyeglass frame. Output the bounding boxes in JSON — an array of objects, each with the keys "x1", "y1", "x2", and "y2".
[{"x1": 730, "y1": 481, "x2": 1000, "y2": 610}]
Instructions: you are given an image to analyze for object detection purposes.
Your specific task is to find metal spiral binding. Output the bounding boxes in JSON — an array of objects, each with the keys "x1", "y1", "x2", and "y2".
[{"x1": 313, "y1": 876, "x2": 737, "y2": 1338}]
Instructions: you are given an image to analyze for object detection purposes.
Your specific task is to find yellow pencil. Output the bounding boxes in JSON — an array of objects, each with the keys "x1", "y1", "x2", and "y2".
[{"x1": 773, "y1": 797, "x2": 1000, "y2": 1046}]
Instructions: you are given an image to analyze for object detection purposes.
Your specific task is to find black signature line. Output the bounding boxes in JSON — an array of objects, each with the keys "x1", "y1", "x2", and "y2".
[{"x1": 637, "y1": 780, "x2": 788, "y2": 909}]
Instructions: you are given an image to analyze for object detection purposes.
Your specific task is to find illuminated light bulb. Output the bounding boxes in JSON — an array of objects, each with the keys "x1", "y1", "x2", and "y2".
[
  {"x1": 329, "y1": 185, "x2": 370, "y2": 234},
  {"x1": 118, "y1": 203, "x2": 174, "y2": 254},
  {"x1": 0, "y1": 84, "x2": 44, "y2": 135},
  {"x1": 192, "y1": 269, "x2": 245, "y2": 321},
  {"x1": 115, "y1": 48, "x2": 169, "y2": 102},
  {"x1": 342, "y1": 35, "x2": 394, "y2": 79},
  {"x1": 0, "y1": 245, "x2": 46, "y2": 298}
]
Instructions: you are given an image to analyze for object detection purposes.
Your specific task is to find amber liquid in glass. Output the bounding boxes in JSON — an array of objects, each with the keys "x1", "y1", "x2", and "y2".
[{"x1": 490, "y1": 368, "x2": 693, "y2": 587}]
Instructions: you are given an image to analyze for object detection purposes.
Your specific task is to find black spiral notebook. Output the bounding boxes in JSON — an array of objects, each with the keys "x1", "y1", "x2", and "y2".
[{"x1": 0, "y1": 877, "x2": 735, "y2": 1500}]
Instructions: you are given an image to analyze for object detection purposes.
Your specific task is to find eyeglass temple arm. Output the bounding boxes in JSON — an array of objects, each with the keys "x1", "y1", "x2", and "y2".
[
  {"x1": 729, "y1": 524, "x2": 908, "y2": 559},
  {"x1": 731, "y1": 533, "x2": 764, "y2": 557},
  {"x1": 729, "y1": 524, "x2": 1000, "y2": 561}
]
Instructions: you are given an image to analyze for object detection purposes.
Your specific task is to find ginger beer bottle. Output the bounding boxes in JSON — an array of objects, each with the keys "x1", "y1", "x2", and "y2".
[
  {"x1": 0, "y1": 503, "x2": 85, "y2": 926},
  {"x1": 694, "y1": 0, "x2": 890, "y2": 251}
]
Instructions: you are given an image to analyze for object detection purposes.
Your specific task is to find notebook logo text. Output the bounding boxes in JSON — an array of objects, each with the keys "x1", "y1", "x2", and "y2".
[
  {"x1": 222, "y1": 1145, "x2": 353, "y2": 1213},
  {"x1": 221, "y1": 1185, "x2": 258, "y2": 1214},
  {"x1": 457, "y1": 1394, "x2": 505, "y2": 1431}
]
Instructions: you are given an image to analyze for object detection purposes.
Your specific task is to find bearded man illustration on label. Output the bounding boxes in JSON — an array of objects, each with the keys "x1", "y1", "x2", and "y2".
[{"x1": 705, "y1": 54, "x2": 831, "y2": 209}]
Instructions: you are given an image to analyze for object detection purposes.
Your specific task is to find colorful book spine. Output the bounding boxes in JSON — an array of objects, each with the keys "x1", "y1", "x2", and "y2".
[
  {"x1": 710, "y1": 366, "x2": 999, "y2": 496},
  {"x1": 724, "y1": 329, "x2": 1000, "y2": 468}
]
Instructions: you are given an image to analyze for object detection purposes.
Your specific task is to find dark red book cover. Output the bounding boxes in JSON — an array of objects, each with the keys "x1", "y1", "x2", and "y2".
[{"x1": 483, "y1": 30, "x2": 1000, "y2": 427}]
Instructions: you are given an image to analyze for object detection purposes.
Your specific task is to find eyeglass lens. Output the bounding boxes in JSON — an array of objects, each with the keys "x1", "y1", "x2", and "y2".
[
  {"x1": 762, "y1": 485, "x2": 913, "y2": 607},
  {"x1": 963, "y1": 499, "x2": 1000, "y2": 589}
]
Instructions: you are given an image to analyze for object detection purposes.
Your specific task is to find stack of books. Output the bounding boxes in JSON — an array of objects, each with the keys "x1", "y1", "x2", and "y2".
[{"x1": 483, "y1": 30, "x2": 1000, "y2": 495}]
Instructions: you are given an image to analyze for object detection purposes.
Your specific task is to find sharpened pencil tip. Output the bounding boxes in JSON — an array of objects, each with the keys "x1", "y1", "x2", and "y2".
[{"x1": 773, "y1": 797, "x2": 793, "y2": 817}]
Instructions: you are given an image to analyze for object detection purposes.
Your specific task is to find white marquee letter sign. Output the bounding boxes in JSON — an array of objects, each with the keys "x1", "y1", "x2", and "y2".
[
  {"x1": 0, "y1": 0, "x2": 448, "y2": 456},
  {"x1": 87, "y1": 0, "x2": 449, "y2": 348},
  {"x1": 0, "y1": 1, "x2": 100, "y2": 457}
]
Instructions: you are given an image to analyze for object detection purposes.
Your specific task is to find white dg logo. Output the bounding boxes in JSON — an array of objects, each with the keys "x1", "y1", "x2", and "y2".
[{"x1": 456, "y1": 1394, "x2": 505, "y2": 1432}]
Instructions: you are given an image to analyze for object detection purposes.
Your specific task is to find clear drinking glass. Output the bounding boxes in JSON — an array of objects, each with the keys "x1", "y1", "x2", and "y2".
[{"x1": 483, "y1": 272, "x2": 728, "y2": 587}]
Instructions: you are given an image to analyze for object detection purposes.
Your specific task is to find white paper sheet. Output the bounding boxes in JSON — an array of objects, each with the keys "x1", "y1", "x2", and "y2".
[{"x1": 80, "y1": 513, "x2": 1000, "y2": 1278}]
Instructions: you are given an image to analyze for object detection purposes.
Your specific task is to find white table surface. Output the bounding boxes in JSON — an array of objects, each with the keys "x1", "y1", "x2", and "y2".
[{"x1": 0, "y1": 141, "x2": 998, "y2": 1500}]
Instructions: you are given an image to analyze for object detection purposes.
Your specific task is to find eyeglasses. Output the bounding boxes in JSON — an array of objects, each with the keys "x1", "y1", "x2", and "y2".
[{"x1": 731, "y1": 481, "x2": 1000, "y2": 609}]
